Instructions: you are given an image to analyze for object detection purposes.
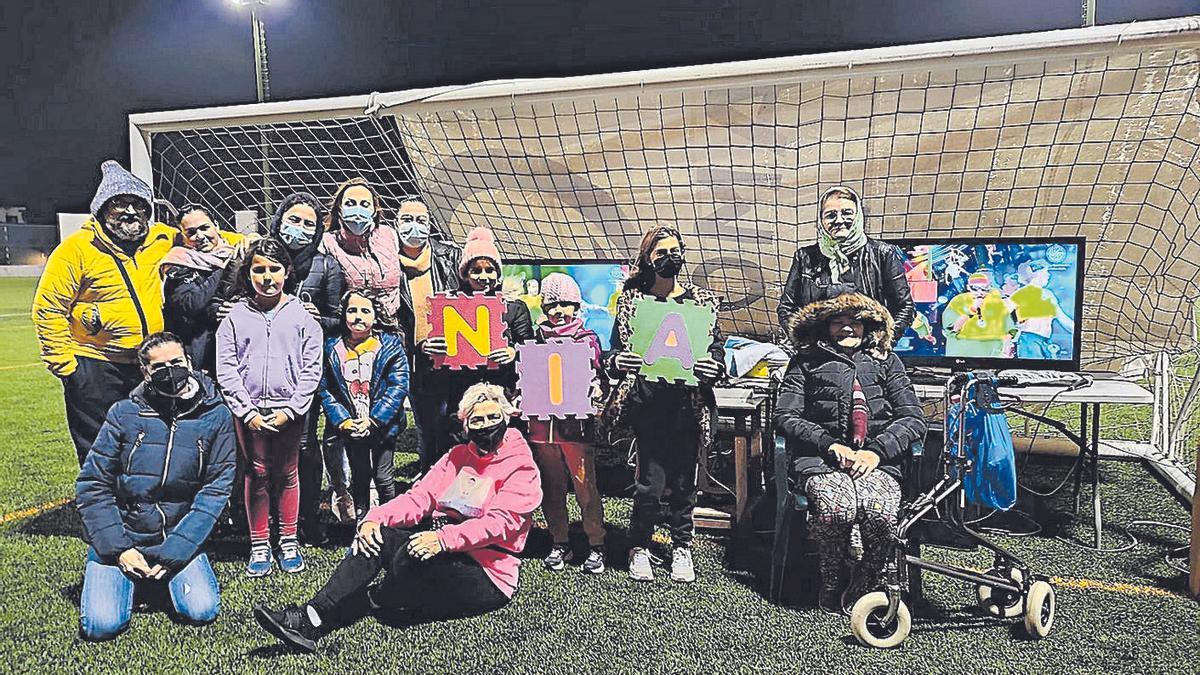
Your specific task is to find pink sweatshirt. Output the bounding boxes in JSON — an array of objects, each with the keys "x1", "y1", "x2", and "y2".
[{"x1": 364, "y1": 427, "x2": 542, "y2": 598}]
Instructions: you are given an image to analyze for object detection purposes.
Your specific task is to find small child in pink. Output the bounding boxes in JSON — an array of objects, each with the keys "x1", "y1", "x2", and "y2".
[{"x1": 526, "y1": 273, "x2": 608, "y2": 574}]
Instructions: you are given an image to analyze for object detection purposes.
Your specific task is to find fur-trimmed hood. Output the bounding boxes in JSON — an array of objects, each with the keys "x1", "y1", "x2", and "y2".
[{"x1": 788, "y1": 292, "x2": 895, "y2": 360}]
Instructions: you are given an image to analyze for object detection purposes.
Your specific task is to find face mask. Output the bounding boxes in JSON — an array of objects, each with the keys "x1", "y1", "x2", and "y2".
[
  {"x1": 398, "y1": 221, "x2": 430, "y2": 249},
  {"x1": 149, "y1": 364, "x2": 192, "y2": 398},
  {"x1": 341, "y1": 205, "x2": 374, "y2": 234},
  {"x1": 278, "y1": 223, "x2": 312, "y2": 248},
  {"x1": 652, "y1": 252, "x2": 684, "y2": 278},
  {"x1": 466, "y1": 422, "x2": 507, "y2": 452}
]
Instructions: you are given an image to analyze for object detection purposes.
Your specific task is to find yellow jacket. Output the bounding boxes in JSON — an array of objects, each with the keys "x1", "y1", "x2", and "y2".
[{"x1": 32, "y1": 219, "x2": 175, "y2": 376}]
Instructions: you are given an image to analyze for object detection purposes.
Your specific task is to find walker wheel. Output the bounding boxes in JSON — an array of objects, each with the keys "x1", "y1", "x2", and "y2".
[
  {"x1": 976, "y1": 567, "x2": 1025, "y2": 618},
  {"x1": 850, "y1": 591, "x2": 912, "y2": 649},
  {"x1": 1023, "y1": 581, "x2": 1056, "y2": 639}
]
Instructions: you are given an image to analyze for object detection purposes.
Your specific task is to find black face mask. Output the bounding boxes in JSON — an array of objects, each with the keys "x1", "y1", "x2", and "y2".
[
  {"x1": 466, "y1": 422, "x2": 507, "y2": 452},
  {"x1": 149, "y1": 364, "x2": 193, "y2": 398},
  {"x1": 652, "y1": 252, "x2": 684, "y2": 278}
]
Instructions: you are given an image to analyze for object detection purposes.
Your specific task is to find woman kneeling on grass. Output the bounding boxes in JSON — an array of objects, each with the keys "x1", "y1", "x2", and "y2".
[
  {"x1": 773, "y1": 293, "x2": 926, "y2": 614},
  {"x1": 253, "y1": 382, "x2": 542, "y2": 654}
]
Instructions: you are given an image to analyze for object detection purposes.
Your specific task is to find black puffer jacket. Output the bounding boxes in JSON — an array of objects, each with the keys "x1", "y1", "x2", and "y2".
[
  {"x1": 778, "y1": 238, "x2": 914, "y2": 344},
  {"x1": 774, "y1": 293, "x2": 926, "y2": 482}
]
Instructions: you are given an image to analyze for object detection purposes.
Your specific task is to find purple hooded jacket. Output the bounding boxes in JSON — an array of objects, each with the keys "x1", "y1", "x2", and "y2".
[{"x1": 215, "y1": 295, "x2": 323, "y2": 420}]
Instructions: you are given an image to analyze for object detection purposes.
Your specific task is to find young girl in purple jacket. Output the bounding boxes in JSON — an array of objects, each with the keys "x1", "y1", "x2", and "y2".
[{"x1": 216, "y1": 238, "x2": 323, "y2": 578}]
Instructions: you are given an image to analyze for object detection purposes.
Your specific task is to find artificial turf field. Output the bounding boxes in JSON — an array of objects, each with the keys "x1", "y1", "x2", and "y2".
[{"x1": 0, "y1": 276, "x2": 1195, "y2": 674}]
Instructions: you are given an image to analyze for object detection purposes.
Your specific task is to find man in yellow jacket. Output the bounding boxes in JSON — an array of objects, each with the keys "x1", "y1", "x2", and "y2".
[{"x1": 32, "y1": 160, "x2": 176, "y2": 465}]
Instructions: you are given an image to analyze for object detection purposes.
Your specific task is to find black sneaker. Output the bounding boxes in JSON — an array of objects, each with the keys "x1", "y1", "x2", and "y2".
[{"x1": 253, "y1": 604, "x2": 324, "y2": 654}]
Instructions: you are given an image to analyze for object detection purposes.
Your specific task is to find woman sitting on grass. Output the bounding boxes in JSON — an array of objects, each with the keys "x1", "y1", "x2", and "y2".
[
  {"x1": 253, "y1": 382, "x2": 542, "y2": 654},
  {"x1": 774, "y1": 293, "x2": 926, "y2": 614}
]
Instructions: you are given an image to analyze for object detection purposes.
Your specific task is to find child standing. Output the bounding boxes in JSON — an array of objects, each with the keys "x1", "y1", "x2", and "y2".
[
  {"x1": 216, "y1": 238, "x2": 323, "y2": 577},
  {"x1": 527, "y1": 273, "x2": 607, "y2": 574},
  {"x1": 319, "y1": 290, "x2": 410, "y2": 522}
]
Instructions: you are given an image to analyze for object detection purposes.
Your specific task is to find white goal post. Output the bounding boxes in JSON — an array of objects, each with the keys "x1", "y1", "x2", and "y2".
[{"x1": 130, "y1": 16, "x2": 1200, "y2": 497}]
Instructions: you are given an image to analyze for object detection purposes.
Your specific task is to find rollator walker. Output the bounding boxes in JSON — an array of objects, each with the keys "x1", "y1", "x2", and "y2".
[{"x1": 849, "y1": 371, "x2": 1057, "y2": 648}]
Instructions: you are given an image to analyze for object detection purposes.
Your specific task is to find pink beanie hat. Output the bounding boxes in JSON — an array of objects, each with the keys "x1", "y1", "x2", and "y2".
[
  {"x1": 540, "y1": 272, "x2": 582, "y2": 306},
  {"x1": 459, "y1": 227, "x2": 503, "y2": 277}
]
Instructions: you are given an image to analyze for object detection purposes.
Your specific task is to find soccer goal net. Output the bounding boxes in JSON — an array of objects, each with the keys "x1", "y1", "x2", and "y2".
[{"x1": 133, "y1": 17, "x2": 1200, "y2": 471}]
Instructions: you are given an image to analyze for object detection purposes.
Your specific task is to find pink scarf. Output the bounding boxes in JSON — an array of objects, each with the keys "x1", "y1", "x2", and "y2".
[
  {"x1": 159, "y1": 243, "x2": 235, "y2": 276},
  {"x1": 537, "y1": 316, "x2": 601, "y2": 369}
]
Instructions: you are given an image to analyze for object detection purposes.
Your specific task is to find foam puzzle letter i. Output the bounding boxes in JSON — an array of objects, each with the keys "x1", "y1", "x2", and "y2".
[{"x1": 516, "y1": 339, "x2": 596, "y2": 420}]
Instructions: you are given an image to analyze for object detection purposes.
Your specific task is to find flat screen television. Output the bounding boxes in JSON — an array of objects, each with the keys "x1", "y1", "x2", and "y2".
[
  {"x1": 502, "y1": 259, "x2": 631, "y2": 351},
  {"x1": 891, "y1": 237, "x2": 1084, "y2": 372}
]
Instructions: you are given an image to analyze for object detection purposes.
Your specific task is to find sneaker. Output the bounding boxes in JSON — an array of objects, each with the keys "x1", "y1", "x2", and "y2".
[
  {"x1": 279, "y1": 538, "x2": 306, "y2": 574},
  {"x1": 333, "y1": 490, "x2": 356, "y2": 524},
  {"x1": 544, "y1": 544, "x2": 570, "y2": 572},
  {"x1": 580, "y1": 547, "x2": 606, "y2": 575},
  {"x1": 627, "y1": 547, "x2": 654, "y2": 581},
  {"x1": 669, "y1": 546, "x2": 696, "y2": 583},
  {"x1": 246, "y1": 545, "x2": 275, "y2": 578},
  {"x1": 253, "y1": 604, "x2": 323, "y2": 654}
]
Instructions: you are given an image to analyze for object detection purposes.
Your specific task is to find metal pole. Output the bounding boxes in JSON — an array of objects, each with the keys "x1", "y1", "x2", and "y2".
[
  {"x1": 1081, "y1": 0, "x2": 1096, "y2": 27},
  {"x1": 251, "y1": 7, "x2": 272, "y2": 224}
]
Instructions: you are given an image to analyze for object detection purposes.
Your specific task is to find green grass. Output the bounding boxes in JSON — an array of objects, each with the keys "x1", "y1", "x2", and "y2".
[{"x1": 0, "y1": 276, "x2": 1197, "y2": 673}]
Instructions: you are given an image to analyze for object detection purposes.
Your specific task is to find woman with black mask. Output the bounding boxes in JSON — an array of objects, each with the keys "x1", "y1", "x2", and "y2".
[
  {"x1": 269, "y1": 192, "x2": 346, "y2": 545},
  {"x1": 601, "y1": 226, "x2": 725, "y2": 584},
  {"x1": 253, "y1": 383, "x2": 541, "y2": 654}
]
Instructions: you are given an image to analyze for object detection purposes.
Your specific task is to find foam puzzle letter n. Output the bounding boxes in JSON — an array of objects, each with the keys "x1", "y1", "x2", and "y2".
[
  {"x1": 628, "y1": 296, "x2": 717, "y2": 386},
  {"x1": 429, "y1": 293, "x2": 507, "y2": 369},
  {"x1": 516, "y1": 339, "x2": 596, "y2": 420}
]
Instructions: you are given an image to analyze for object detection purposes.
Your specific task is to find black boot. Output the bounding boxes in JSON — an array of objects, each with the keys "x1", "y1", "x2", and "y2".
[{"x1": 253, "y1": 604, "x2": 327, "y2": 654}]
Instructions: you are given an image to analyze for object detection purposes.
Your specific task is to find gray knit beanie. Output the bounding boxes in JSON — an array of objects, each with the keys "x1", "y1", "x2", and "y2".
[{"x1": 90, "y1": 160, "x2": 154, "y2": 221}]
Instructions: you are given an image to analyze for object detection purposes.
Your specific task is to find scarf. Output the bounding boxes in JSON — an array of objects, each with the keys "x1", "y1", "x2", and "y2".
[
  {"x1": 849, "y1": 376, "x2": 869, "y2": 449},
  {"x1": 159, "y1": 243, "x2": 235, "y2": 277},
  {"x1": 398, "y1": 244, "x2": 432, "y2": 279},
  {"x1": 817, "y1": 185, "x2": 868, "y2": 283},
  {"x1": 537, "y1": 316, "x2": 601, "y2": 368}
]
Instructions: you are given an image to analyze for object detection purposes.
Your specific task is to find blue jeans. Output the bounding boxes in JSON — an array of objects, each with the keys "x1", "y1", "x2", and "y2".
[{"x1": 80, "y1": 549, "x2": 220, "y2": 641}]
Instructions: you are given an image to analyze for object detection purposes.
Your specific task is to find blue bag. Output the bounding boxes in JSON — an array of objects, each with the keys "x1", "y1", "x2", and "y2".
[{"x1": 946, "y1": 378, "x2": 1018, "y2": 511}]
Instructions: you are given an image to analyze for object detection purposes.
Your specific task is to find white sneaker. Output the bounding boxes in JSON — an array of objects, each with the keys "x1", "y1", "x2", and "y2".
[
  {"x1": 670, "y1": 546, "x2": 696, "y2": 583},
  {"x1": 627, "y1": 547, "x2": 654, "y2": 581}
]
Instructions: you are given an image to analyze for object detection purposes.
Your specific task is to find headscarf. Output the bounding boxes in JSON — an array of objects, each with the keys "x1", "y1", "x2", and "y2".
[
  {"x1": 816, "y1": 185, "x2": 868, "y2": 283},
  {"x1": 269, "y1": 191, "x2": 326, "y2": 292}
]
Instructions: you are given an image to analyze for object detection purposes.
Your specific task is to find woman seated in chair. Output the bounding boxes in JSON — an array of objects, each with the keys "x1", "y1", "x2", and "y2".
[{"x1": 774, "y1": 293, "x2": 926, "y2": 614}]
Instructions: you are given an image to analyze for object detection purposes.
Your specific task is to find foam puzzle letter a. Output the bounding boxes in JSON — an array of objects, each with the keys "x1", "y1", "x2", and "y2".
[
  {"x1": 516, "y1": 339, "x2": 596, "y2": 420},
  {"x1": 430, "y1": 293, "x2": 507, "y2": 369},
  {"x1": 628, "y1": 296, "x2": 717, "y2": 386}
]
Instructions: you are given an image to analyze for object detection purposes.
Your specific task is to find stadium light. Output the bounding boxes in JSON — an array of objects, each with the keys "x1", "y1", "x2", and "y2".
[
  {"x1": 229, "y1": 0, "x2": 271, "y2": 103},
  {"x1": 229, "y1": 0, "x2": 274, "y2": 218}
]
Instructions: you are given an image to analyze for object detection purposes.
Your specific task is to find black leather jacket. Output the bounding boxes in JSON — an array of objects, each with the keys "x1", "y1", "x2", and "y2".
[{"x1": 777, "y1": 238, "x2": 915, "y2": 344}]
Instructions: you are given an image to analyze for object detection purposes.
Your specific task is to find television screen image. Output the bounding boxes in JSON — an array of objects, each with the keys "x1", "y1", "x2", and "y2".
[
  {"x1": 893, "y1": 238, "x2": 1083, "y2": 370},
  {"x1": 502, "y1": 260, "x2": 630, "y2": 351}
]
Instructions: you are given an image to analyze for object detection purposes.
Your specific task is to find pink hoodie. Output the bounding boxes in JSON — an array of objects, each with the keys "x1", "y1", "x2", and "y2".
[{"x1": 364, "y1": 427, "x2": 542, "y2": 598}]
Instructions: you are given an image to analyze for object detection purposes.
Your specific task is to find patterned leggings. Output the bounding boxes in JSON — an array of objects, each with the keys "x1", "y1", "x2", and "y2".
[{"x1": 804, "y1": 471, "x2": 901, "y2": 587}]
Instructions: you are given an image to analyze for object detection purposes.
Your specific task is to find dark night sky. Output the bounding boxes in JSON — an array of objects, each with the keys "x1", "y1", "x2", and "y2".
[{"x1": 1, "y1": 0, "x2": 1195, "y2": 223}]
